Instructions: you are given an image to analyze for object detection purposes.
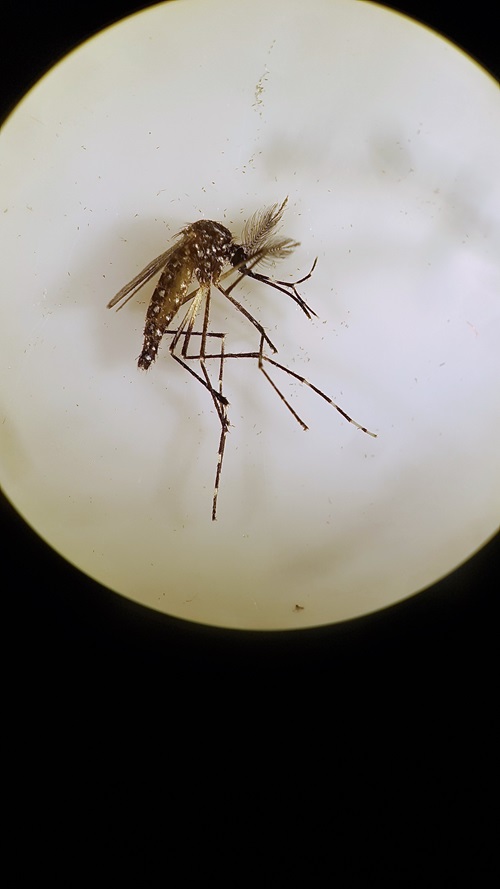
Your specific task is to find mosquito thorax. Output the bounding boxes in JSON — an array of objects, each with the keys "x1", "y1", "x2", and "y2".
[{"x1": 186, "y1": 220, "x2": 235, "y2": 284}]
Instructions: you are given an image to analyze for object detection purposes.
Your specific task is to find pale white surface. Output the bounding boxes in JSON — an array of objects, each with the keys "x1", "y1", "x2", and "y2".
[{"x1": 1, "y1": 0, "x2": 499, "y2": 629}]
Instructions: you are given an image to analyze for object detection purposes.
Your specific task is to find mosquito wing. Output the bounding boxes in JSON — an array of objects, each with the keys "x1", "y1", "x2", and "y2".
[{"x1": 106, "y1": 244, "x2": 178, "y2": 311}]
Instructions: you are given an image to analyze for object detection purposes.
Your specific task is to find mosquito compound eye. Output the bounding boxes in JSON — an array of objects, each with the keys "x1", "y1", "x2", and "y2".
[{"x1": 231, "y1": 245, "x2": 246, "y2": 268}]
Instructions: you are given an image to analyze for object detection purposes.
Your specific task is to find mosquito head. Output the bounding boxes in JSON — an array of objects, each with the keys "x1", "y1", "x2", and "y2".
[{"x1": 230, "y1": 244, "x2": 248, "y2": 271}]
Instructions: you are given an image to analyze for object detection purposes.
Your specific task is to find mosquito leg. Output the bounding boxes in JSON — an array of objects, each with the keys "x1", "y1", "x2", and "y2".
[
  {"x1": 219, "y1": 256, "x2": 318, "y2": 318},
  {"x1": 201, "y1": 334, "x2": 377, "y2": 438},
  {"x1": 192, "y1": 285, "x2": 227, "y2": 425},
  {"x1": 240, "y1": 258, "x2": 319, "y2": 319},
  {"x1": 216, "y1": 282, "x2": 278, "y2": 354},
  {"x1": 167, "y1": 289, "x2": 229, "y2": 407},
  {"x1": 262, "y1": 353, "x2": 377, "y2": 437},
  {"x1": 276, "y1": 256, "x2": 318, "y2": 287},
  {"x1": 258, "y1": 365, "x2": 309, "y2": 430},
  {"x1": 168, "y1": 345, "x2": 228, "y2": 407},
  {"x1": 254, "y1": 334, "x2": 309, "y2": 430},
  {"x1": 174, "y1": 310, "x2": 230, "y2": 521},
  {"x1": 211, "y1": 334, "x2": 228, "y2": 522},
  {"x1": 197, "y1": 289, "x2": 230, "y2": 521},
  {"x1": 194, "y1": 336, "x2": 309, "y2": 431},
  {"x1": 212, "y1": 412, "x2": 228, "y2": 521}
]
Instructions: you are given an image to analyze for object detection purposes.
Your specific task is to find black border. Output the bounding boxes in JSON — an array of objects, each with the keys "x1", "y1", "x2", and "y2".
[{"x1": 2, "y1": 2, "x2": 498, "y2": 680}]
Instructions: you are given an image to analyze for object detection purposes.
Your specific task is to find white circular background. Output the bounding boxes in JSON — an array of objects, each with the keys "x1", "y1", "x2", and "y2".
[{"x1": 1, "y1": 0, "x2": 499, "y2": 630}]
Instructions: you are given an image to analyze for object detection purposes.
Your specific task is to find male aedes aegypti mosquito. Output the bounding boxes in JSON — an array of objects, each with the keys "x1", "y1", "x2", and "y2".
[{"x1": 107, "y1": 198, "x2": 376, "y2": 520}]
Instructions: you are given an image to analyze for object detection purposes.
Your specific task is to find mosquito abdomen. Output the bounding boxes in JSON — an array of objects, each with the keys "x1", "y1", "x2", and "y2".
[
  {"x1": 138, "y1": 253, "x2": 193, "y2": 370},
  {"x1": 138, "y1": 222, "x2": 235, "y2": 370}
]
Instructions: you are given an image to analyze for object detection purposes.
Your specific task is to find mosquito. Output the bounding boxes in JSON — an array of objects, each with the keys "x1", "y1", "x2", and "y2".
[{"x1": 107, "y1": 198, "x2": 376, "y2": 520}]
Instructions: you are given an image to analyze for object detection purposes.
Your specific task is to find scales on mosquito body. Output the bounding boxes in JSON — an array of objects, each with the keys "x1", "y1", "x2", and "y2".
[{"x1": 107, "y1": 198, "x2": 377, "y2": 520}]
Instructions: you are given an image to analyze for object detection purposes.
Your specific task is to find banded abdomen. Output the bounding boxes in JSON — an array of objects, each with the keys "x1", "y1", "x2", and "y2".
[{"x1": 138, "y1": 249, "x2": 194, "y2": 370}]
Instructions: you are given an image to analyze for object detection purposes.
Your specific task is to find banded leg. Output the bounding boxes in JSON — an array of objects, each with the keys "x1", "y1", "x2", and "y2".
[
  {"x1": 201, "y1": 335, "x2": 377, "y2": 438},
  {"x1": 218, "y1": 257, "x2": 318, "y2": 320},
  {"x1": 166, "y1": 287, "x2": 230, "y2": 520},
  {"x1": 167, "y1": 285, "x2": 228, "y2": 408}
]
